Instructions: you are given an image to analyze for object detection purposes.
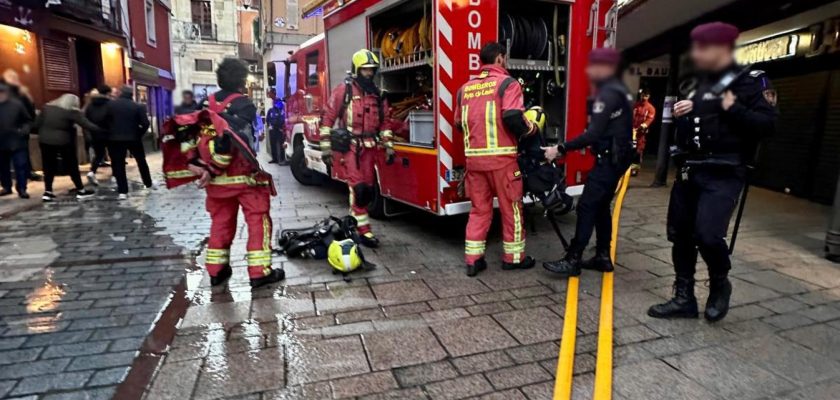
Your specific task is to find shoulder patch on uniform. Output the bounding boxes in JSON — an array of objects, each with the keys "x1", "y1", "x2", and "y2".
[{"x1": 593, "y1": 100, "x2": 606, "y2": 114}]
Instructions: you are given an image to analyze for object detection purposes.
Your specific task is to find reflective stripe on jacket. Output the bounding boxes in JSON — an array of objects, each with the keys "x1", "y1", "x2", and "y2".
[{"x1": 455, "y1": 65, "x2": 524, "y2": 171}]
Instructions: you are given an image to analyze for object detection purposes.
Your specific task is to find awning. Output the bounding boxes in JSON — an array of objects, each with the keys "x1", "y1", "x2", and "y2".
[{"x1": 129, "y1": 59, "x2": 175, "y2": 90}]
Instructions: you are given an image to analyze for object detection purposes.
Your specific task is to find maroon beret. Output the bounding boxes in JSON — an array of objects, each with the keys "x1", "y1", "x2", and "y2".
[
  {"x1": 691, "y1": 22, "x2": 739, "y2": 45},
  {"x1": 588, "y1": 48, "x2": 621, "y2": 66}
]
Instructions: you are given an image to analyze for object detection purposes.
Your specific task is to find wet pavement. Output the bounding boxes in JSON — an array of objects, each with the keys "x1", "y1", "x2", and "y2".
[{"x1": 2, "y1": 156, "x2": 840, "y2": 400}]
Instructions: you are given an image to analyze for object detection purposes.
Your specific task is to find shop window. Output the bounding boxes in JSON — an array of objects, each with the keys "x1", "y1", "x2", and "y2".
[
  {"x1": 145, "y1": 0, "x2": 156, "y2": 46},
  {"x1": 305, "y1": 51, "x2": 319, "y2": 88},
  {"x1": 195, "y1": 59, "x2": 213, "y2": 72},
  {"x1": 191, "y1": 0, "x2": 214, "y2": 39}
]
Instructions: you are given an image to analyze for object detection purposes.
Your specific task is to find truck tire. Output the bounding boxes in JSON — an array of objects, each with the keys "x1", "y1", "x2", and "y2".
[
  {"x1": 290, "y1": 140, "x2": 325, "y2": 186},
  {"x1": 367, "y1": 179, "x2": 387, "y2": 220}
]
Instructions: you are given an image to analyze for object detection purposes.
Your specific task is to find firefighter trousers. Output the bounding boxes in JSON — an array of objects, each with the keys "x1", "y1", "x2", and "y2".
[
  {"x1": 205, "y1": 188, "x2": 273, "y2": 280},
  {"x1": 335, "y1": 146, "x2": 377, "y2": 235},
  {"x1": 464, "y1": 162, "x2": 525, "y2": 265}
]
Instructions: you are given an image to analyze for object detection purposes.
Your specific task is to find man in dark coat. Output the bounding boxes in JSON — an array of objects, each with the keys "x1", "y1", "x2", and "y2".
[
  {"x1": 175, "y1": 90, "x2": 200, "y2": 115},
  {"x1": 0, "y1": 82, "x2": 33, "y2": 198},
  {"x1": 85, "y1": 85, "x2": 112, "y2": 186},
  {"x1": 105, "y1": 86, "x2": 152, "y2": 199}
]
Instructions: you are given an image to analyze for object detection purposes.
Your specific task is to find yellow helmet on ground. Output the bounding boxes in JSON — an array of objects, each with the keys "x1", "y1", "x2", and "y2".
[
  {"x1": 524, "y1": 106, "x2": 547, "y2": 133},
  {"x1": 351, "y1": 49, "x2": 380, "y2": 75},
  {"x1": 328, "y1": 238, "x2": 363, "y2": 273}
]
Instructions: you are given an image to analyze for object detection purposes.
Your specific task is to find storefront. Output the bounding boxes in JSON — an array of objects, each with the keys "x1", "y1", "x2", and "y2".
[
  {"x1": 735, "y1": 5, "x2": 840, "y2": 204},
  {"x1": 128, "y1": 59, "x2": 175, "y2": 151}
]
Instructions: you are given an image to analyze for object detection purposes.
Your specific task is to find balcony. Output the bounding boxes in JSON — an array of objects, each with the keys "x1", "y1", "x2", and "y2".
[
  {"x1": 238, "y1": 43, "x2": 260, "y2": 61},
  {"x1": 48, "y1": 0, "x2": 122, "y2": 33}
]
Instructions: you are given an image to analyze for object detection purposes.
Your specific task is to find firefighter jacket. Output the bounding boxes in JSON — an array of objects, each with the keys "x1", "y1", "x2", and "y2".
[
  {"x1": 674, "y1": 65, "x2": 777, "y2": 167},
  {"x1": 455, "y1": 65, "x2": 530, "y2": 172},
  {"x1": 633, "y1": 100, "x2": 656, "y2": 130},
  {"x1": 319, "y1": 79, "x2": 394, "y2": 151},
  {"x1": 164, "y1": 110, "x2": 275, "y2": 197}
]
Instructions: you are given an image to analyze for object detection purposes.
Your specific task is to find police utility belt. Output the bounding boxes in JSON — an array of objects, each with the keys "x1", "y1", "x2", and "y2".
[{"x1": 330, "y1": 129, "x2": 380, "y2": 154}]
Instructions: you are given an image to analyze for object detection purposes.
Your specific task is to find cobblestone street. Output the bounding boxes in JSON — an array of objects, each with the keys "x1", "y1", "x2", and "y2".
[{"x1": 2, "y1": 157, "x2": 840, "y2": 400}]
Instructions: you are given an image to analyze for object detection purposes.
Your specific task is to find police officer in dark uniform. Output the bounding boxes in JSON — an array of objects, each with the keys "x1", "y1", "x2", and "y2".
[
  {"x1": 648, "y1": 22, "x2": 777, "y2": 322},
  {"x1": 542, "y1": 48, "x2": 635, "y2": 276}
]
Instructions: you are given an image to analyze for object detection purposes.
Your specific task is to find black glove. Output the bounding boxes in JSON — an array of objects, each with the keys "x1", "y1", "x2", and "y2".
[{"x1": 214, "y1": 134, "x2": 232, "y2": 155}]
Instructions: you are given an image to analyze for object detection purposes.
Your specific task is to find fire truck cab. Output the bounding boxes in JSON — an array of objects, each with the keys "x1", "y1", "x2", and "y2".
[{"x1": 283, "y1": 0, "x2": 618, "y2": 217}]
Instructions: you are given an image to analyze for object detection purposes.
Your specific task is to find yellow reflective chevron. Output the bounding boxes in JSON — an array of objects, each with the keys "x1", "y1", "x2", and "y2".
[
  {"x1": 465, "y1": 147, "x2": 517, "y2": 157},
  {"x1": 208, "y1": 140, "x2": 232, "y2": 167},
  {"x1": 209, "y1": 174, "x2": 270, "y2": 186},
  {"x1": 485, "y1": 101, "x2": 498, "y2": 149},
  {"x1": 465, "y1": 240, "x2": 486, "y2": 255},
  {"x1": 165, "y1": 170, "x2": 196, "y2": 179},
  {"x1": 206, "y1": 248, "x2": 230, "y2": 265}
]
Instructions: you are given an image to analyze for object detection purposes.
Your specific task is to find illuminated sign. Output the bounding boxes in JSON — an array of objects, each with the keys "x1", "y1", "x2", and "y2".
[{"x1": 736, "y1": 34, "x2": 799, "y2": 64}]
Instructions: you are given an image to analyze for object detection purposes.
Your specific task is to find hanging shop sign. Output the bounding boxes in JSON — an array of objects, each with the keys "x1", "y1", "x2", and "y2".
[
  {"x1": 736, "y1": 34, "x2": 799, "y2": 64},
  {"x1": 736, "y1": 15, "x2": 840, "y2": 64}
]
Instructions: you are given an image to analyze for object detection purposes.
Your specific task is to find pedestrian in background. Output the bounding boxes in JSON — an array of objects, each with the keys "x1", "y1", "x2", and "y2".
[
  {"x1": 34, "y1": 94, "x2": 100, "y2": 201},
  {"x1": 631, "y1": 88, "x2": 656, "y2": 176},
  {"x1": 648, "y1": 22, "x2": 777, "y2": 322},
  {"x1": 0, "y1": 82, "x2": 33, "y2": 198},
  {"x1": 3, "y1": 69, "x2": 40, "y2": 183},
  {"x1": 84, "y1": 85, "x2": 113, "y2": 186},
  {"x1": 266, "y1": 99, "x2": 286, "y2": 164},
  {"x1": 105, "y1": 86, "x2": 152, "y2": 200},
  {"x1": 542, "y1": 48, "x2": 635, "y2": 277},
  {"x1": 174, "y1": 90, "x2": 200, "y2": 115}
]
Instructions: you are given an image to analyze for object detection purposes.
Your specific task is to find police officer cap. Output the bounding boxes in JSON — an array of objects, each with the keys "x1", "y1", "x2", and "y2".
[
  {"x1": 691, "y1": 22, "x2": 739, "y2": 46},
  {"x1": 588, "y1": 48, "x2": 621, "y2": 66}
]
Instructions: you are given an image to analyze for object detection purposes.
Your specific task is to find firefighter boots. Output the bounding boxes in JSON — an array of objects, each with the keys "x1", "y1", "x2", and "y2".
[
  {"x1": 704, "y1": 276, "x2": 732, "y2": 322},
  {"x1": 580, "y1": 249, "x2": 615, "y2": 272},
  {"x1": 647, "y1": 277, "x2": 699, "y2": 319},
  {"x1": 466, "y1": 258, "x2": 488, "y2": 277},
  {"x1": 359, "y1": 232, "x2": 380, "y2": 248},
  {"x1": 250, "y1": 268, "x2": 286, "y2": 289},
  {"x1": 210, "y1": 265, "x2": 233, "y2": 287},
  {"x1": 543, "y1": 251, "x2": 582, "y2": 277},
  {"x1": 502, "y1": 256, "x2": 536, "y2": 271}
]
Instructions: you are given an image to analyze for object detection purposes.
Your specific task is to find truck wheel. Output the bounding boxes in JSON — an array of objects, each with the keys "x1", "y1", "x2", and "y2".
[
  {"x1": 290, "y1": 141, "x2": 325, "y2": 186},
  {"x1": 367, "y1": 180, "x2": 387, "y2": 220}
]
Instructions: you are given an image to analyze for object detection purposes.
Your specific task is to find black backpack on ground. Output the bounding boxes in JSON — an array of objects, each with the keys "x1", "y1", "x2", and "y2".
[{"x1": 277, "y1": 216, "x2": 360, "y2": 259}]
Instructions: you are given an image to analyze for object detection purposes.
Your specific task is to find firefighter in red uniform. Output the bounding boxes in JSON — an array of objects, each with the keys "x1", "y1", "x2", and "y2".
[
  {"x1": 185, "y1": 59, "x2": 285, "y2": 288},
  {"x1": 631, "y1": 89, "x2": 656, "y2": 176},
  {"x1": 456, "y1": 42, "x2": 538, "y2": 277},
  {"x1": 319, "y1": 49, "x2": 395, "y2": 248}
]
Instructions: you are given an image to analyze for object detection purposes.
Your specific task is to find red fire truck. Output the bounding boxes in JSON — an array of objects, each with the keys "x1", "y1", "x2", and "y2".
[{"x1": 282, "y1": 0, "x2": 618, "y2": 217}]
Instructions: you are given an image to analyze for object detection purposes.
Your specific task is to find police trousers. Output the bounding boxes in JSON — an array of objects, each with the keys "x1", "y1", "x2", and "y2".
[
  {"x1": 464, "y1": 161, "x2": 525, "y2": 265},
  {"x1": 667, "y1": 166, "x2": 745, "y2": 279},
  {"x1": 205, "y1": 187, "x2": 273, "y2": 280},
  {"x1": 569, "y1": 160, "x2": 627, "y2": 254}
]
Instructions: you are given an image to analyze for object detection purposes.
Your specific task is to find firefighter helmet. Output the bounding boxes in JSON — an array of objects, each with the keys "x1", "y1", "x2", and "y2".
[
  {"x1": 525, "y1": 106, "x2": 547, "y2": 133},
  {"x1": 351, "y1": 49, "x2": 380, "y2": 75},
  {"x1": 328, "y1": 238, "x2": 363, "y2": 273}
]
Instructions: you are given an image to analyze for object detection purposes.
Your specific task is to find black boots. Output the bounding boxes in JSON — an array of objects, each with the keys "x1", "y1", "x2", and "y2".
[
  {"x1": 704, "y1": 276, "x2": 732, "y2": 322},
  {"x1": 250, "y1": 268, "x2": 286, "y2": 288},
  {"x1": 466, "y1": 258, "x2": 488, "y2": 277},
  {"x1": 502, "y1": 256, "x2": 536, "y2": 271},
  {"x1": 648, "y1": 277, "x2": 699, "y2": 319},
  {"x1": 359, "y1": 232, "x2": 380, "y2": 248},
  {"x1": 210, "y1": 265, "x2": 233, "y2": 287},
  {"x1": 543, "y1": 251, "x2": 582, "y2": 277},
  {"x1": 580, "y1": 249, "x2": 614, "y2": 272}
]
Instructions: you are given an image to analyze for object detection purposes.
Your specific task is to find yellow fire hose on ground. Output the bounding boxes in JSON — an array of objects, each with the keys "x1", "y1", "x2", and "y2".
[{"x1": 553, "y1": 168, "x2": 632, "y2": 400}]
